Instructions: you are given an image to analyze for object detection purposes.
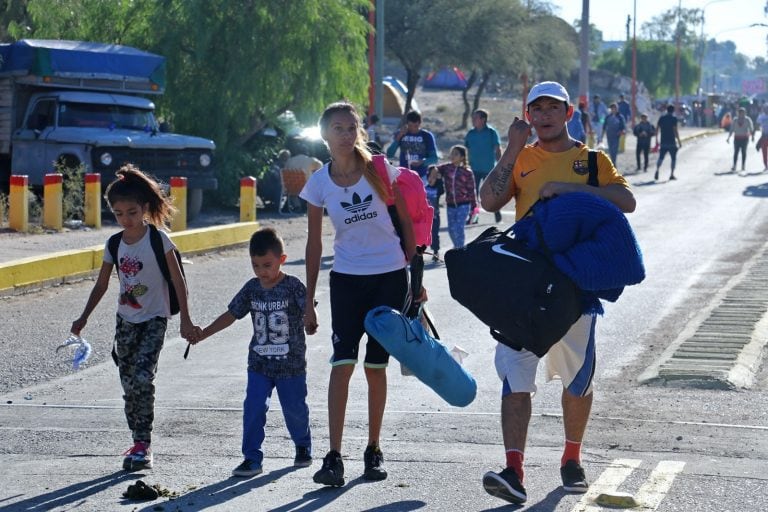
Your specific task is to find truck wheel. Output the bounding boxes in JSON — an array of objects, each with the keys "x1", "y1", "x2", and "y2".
[{"x1": 187, "y1": 188, "x2": 203, "y2": 220}]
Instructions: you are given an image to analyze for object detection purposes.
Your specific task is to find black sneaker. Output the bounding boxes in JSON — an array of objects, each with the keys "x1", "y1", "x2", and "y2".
[
  {"x1": 363, "y1": 445, "x2": 387, "y2": 481},
  {"x1": 494, "y1": 211, "x2": 502, "y2": 223},
  {"x1": 294, "y1": 446, "x2": 312, "y2": 468},
  {"x1": 482, "y1": 467, "x2": 527, "y2": 504},
  {"x1": 669, "y1": 175, "x2": 677, "y2": 181},
  {"x1": 560, "y1": 460, "x2": 589, "y2": 493},
  {"x1": 654, "y1": 170, "x2": 659, "y2": 180},
  {"x1": 232, "y1": 459, "x2": 263, "y2": 477},
  {"x1": 313, "y1": 450, "x2": 344, "y2": 486}
]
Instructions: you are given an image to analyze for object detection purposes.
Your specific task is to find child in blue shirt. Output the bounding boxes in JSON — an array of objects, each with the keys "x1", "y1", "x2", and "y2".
[{"x1": 190, "y1": 228, "x2": 313, "y2": 477}]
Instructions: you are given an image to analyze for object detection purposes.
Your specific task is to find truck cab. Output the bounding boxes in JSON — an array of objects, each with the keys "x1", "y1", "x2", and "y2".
[{"x1": 0, "y1": 39, "x2": 217, "y2": 219}]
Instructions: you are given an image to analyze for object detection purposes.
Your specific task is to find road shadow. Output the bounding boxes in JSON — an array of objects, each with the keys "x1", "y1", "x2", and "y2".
[
  {"x1": 743, "y1": 182, "x2": 768, "y2": 197},
  {"x1": 631, "y1": 179, "x2": 664, "y2": 187},
  {"x1": 135, "y1": 466, "x2": 300, "y2": 511},
  {"x1": 361, "y1": 500, "x2": 428, "y2": 511},
  {"x1": 479, "y1": 487, "x2": 569, "y2": 511},
  {"x1": 0, "y1": 470, "x2": 136, "y2": 511},
  {"x1": 714, "y1": 169, "x2": 737, "y2": 176},
  {"x1": 266, "y1": 477, "x2": 368, "y2": 512}
]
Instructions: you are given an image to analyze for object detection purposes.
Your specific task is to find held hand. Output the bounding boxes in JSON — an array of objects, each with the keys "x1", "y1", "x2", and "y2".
[
  {"x1": 187, "y1": 326, "x2": 204, "y2": 344},
  {"x1": 304, "y1": 305, "x2": 318, "y2": 335}
]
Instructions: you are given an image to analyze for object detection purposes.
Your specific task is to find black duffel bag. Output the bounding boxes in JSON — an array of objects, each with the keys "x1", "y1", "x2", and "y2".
[{"x1": 444, "y1": 222, "x2": 582, "y2": 358}]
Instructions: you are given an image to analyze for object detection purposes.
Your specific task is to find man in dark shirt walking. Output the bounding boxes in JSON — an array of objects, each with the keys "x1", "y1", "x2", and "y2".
[{"x1": 654, "y1": 105, "x2": 682, "y2": 181}]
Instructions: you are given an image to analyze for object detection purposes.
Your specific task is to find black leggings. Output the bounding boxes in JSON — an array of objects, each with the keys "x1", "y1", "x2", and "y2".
[{"x1": 733, "y1": 138, "x2": 748, "y2": 169}]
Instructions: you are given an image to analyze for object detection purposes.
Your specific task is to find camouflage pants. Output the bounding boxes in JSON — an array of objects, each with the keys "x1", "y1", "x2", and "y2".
[{"x1": 114, "y1": 315, "x2": 167, "y2": 443}]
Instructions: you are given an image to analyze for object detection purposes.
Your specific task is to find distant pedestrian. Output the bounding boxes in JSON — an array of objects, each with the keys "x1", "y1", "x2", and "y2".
[
  {"x1": 617, "y1": 94, "x2": 632, "y2": 124},
  {"x1": 70, "y1": 164, "x2": 195, "y2": 472},
  {"x1": 465, "y1": 109, "x2": 502, "y2": 222},
  {"x1": 189, "y1": 228, "x2": 313, "y2": 478},
  {"x1": 386, "y1": 110, "x2": 438, "y2": 180},
  {"x1": 633, "y1": 113, "x2": 655, "y2": 172},
  {"x1": 566, "y1": 105, "x2": 586, "y2": 144},
  {"x1": 591, "y1": 95, "x2": 608, "y2": 141},
  {"x1": 756, "y1": 106, "x2": 768, "y2": 171},
  {"x1": 429, "y1": 145, "x2": 476, "y2": 250},
  {"x1": 599, "y1": 103, "x2": 626, "y2": 166},
  {"x1": 654, "y1": 105, "x2": 682, "y2": 181},
  {"x1": 726, "y1": 107, "x2": 755, "y2": 171},
  {"x1": 366, "y1": 114, "x2": 381, "y2": 145},
  {"x1": 578, "y1": 102, "x2": 594, "y2": 146}
]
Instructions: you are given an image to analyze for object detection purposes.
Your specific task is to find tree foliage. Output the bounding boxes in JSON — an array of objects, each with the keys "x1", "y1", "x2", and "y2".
[
  {"x1": 641, "y1": 7, "x2": 702, "y2": 49},
  {"x1": 19, "y1": 0, "x2": 371, "y2": 204},
  {"x1": 597, "y1": 40, "x2": 699, "y2": 97},
  {"x1": 384, "y1": 0, "x2": 576, "y2": 128}
]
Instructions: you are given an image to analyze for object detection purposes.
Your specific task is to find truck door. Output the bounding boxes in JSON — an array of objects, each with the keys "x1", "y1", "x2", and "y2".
[{"x1": 12, "y1": 98, "x2": 57, "y2": 184}]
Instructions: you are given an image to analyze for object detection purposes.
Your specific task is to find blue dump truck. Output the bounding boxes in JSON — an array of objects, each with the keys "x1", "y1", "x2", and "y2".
[{"x1": 0, "y1": 39, "x2": 216, "y2": 219}]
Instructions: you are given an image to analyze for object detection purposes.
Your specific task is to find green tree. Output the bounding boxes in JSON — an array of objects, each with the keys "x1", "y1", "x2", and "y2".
[
  {"x1": 22, "y1": 0, "x2": 371, "y2": 205},
  {"x1": 641, "y1": 7, "x2": 702, "y2": 49},
  {"x1": 597, "y1": 40, "x2": 699, "y2": 97},
  {"x1": 384, "y1": 0, "x2": 465, "y2": 114}
]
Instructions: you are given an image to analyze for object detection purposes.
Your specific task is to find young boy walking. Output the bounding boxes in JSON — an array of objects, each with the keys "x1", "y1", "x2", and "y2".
[{"x1": 189, "y1": 228, "x2": 313, "y2": 477}]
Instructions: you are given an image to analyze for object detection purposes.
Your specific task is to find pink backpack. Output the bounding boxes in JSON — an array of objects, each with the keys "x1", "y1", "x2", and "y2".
[{"x1": 372, "y1": 154, "x2": 433, "y2": 248}]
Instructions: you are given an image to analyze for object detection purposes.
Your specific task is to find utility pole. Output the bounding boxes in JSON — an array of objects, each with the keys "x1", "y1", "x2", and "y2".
[
  {"x1": 579, "y1": 0, "x2": 590, "y2": 110},
  {"x1": 631, "y1": 1, "x2": 637, "y2": 128}
]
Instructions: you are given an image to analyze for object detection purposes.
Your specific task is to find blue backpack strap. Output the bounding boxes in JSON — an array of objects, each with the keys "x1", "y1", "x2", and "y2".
[{"x1": 587, "y1": 150, "x2": 599, "y2": 187}]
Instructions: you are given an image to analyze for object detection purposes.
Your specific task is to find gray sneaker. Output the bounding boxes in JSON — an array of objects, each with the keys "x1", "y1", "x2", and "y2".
[
  {"x1": 483, "y1": 467, "x2": 527, "y2": 504},
  {"x1": 232, "y1": 459, "x2": 263, "y2": 478},
  {"x1": 561, "y1": 460, "x2": 589, "y2": 493}
]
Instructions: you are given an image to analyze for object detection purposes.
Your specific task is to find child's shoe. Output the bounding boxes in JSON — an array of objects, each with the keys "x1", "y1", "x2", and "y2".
[
  {"x1": 123, "y1": 441, "x2": 152, "y2": 471},
  {"x1": 232, "y1": 459, "x2": 263, "y2": 477},
  {"x1": 294, "y1": 446, "x2": 312, "y2": 467},
  {"x1": 313, "y1": 450, "x2": 344, "y2": 486}
]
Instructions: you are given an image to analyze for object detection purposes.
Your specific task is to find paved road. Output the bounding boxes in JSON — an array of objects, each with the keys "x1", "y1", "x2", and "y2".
[{"x1": 3, "y1": 126, "x2": 768, "y2": 511}]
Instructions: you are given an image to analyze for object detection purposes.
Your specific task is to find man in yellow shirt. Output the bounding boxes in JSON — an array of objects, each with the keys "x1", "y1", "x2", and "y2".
[{"x1": 479, "y1": 81, "x2": 636, "y2": 505}]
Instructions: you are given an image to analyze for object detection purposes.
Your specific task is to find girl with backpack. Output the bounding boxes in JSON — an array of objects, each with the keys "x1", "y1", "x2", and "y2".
[
  {"x1": 429, "y1": 145, "x2": 477, "y2": 249},
  {"x1": 71, "y1": 164, "x2": 195, "y2": 472}
]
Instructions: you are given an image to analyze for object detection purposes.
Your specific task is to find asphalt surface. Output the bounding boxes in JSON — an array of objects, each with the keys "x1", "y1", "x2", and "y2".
[{"x1": 4, "y1": 125, "x2": 757, "y2": 512}]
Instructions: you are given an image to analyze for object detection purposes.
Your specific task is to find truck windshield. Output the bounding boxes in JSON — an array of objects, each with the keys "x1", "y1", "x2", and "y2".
[{"x1": 58, "y1": 102, "x2": 157, "y2": 131}]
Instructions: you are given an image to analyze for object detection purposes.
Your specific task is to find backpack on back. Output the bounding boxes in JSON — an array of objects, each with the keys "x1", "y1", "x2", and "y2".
[
  {"x1": 107, "y1": 224, "x2": 185, "y2": 315},
  {"x1": 372, "y1": 154, "x2": 433, "y2": 248}
]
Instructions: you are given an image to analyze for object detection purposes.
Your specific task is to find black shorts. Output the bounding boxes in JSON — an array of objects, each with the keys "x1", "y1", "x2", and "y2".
[{"x1": 329, "y1": 268, "x2": 408, "y2": 367}]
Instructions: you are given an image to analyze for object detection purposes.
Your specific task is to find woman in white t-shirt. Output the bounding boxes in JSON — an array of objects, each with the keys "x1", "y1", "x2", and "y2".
[{"x1": 301, "y1": 101, "x2": 415, "y2": 487}]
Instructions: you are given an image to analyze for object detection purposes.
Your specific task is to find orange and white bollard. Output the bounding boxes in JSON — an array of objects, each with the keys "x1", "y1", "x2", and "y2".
[
  {"x1": 170, "y1": 176, "x2": 187, "y2": 232},
  {"x1": 9, "y1": 175, "x2": 29, "y2": 232},
  {"x1": 240, "y1": 176, "x2": 257, "y2": 222},
  {"x1": 84, "y1": 173, "x2": 101, "y2": 229},
  {"x1": 43, "y1": 173, "x2": 63, "y2": 231}
]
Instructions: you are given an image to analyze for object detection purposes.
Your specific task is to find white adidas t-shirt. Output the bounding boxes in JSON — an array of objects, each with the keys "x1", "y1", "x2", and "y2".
[{"x1": 300, "y1": 163, "x2": 405, "y2": 275}]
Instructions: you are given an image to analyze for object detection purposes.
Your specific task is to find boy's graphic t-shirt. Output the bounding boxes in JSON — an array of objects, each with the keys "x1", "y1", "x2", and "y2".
[
  {"x1": 103, "y1": 227, "x2": 175, "y2": 323},
  {"x1": 228, "y1": 274, "x2": 308, "y2": 378}
]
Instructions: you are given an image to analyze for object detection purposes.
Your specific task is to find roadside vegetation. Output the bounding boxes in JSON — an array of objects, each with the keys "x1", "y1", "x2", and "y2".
[{"x1": 1, "y1": 1, "x2": 765, "y2": 210}]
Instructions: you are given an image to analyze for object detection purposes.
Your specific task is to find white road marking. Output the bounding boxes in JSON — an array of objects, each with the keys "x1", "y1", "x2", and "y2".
[
  {"x1": 571, "y1": 459, "x2": 685, "y2": 511},
  {"x1": 634, "y1": 460, "x2": 686, "y2": 510},
  {"x1": 571, "y1": 459, "x2": 641, "y2": 512}
]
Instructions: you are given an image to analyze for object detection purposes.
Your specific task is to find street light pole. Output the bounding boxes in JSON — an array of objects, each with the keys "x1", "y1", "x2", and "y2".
[
  {"x1": 631, "y1": 0, "x2": 637, "y2": 127},
  {"x1": 579, "y1": 0, "x2": 590, "y2": 110}
]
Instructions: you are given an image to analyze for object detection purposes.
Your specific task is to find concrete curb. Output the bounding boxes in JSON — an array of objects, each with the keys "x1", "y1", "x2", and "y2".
[{"x1": 0, "y1": 221, "x2": 258, "y2": 295}]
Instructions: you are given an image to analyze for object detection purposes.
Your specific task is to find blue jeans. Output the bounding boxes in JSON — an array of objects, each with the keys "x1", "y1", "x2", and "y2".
[
  {"x1": 446, "y1": 203, "x2": 471, "y2": 249},
  {"x1": 242, "y1": 370, "x2": 311, "y2": 464}
]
